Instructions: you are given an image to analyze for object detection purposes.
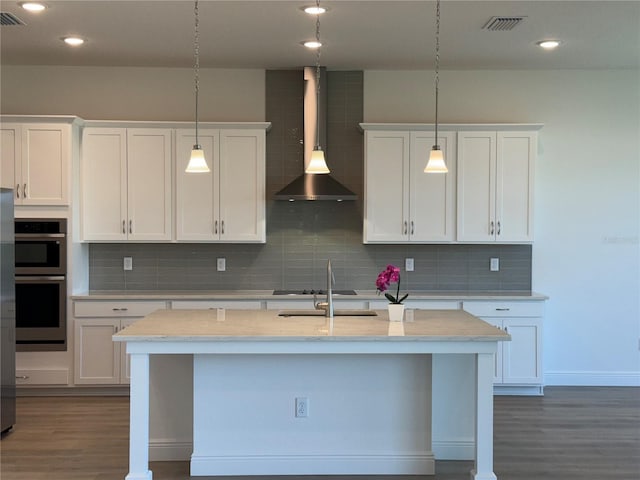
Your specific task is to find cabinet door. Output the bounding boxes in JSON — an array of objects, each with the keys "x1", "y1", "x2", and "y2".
[
  {"x1": 175, "y1": 129, "x2": 219, "y2": 241},
  {"x1": 127, "y1": 129, "x2": 172, "y2": 241},
  {"x1": 364, "y1": 131, "x2": 410, "y2": 242},
  {"x1": 81, "y1": 128, "x2": 128, "y2": 241},
  {"x1": 457, "y1": 131, "x2": 496, "y2": 242},
  {"x1": 409, "y1": 132, "x2": 456, "y2": 242},
  {"x1": 74, "y1": 319, "x2": 120, "y2": 385},
  {"x1": 502, "y1": 318, "x2": 542, "y2": 384},
  {"x1": 0, "y1": 124, "x2": 19, "y2": 190},
  {"x1": 496, "y1": 132, "x2": 536, "y2": 242},
  {"x1": 219, "y1": 130, "x2": 265, "y2": 242},
  {"x1": 20, "y1": 124, "x2": 70, "y2": 205}
]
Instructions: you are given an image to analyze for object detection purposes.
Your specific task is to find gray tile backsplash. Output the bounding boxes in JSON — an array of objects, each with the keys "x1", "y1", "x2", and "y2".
[{"x1": 88, "y1": 70, "x2": 532, "y2": 293}]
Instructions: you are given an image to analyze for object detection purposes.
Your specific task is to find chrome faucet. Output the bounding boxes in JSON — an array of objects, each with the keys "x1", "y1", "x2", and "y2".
[{"x1": 314, "y1": 259, "x2": 334, "y2": 317}]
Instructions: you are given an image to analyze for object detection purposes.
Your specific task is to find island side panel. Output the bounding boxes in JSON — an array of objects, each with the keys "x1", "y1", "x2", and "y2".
[{"x1": 191, "y1": 353, "x2": 434, "y2": 476}]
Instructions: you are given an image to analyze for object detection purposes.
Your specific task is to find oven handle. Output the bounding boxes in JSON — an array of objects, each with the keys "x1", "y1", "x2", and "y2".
[
  {"x1": 15, "y1": 275, "x2": 65, "y2": 282},
  {"x1": 15, "y1": 233, "x2": 66, "y2": 239}
]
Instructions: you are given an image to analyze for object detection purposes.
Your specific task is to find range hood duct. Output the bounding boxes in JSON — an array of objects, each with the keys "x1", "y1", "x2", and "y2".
[{"x1": 274, "y1": 67, "x2": 357, "y2": 201}]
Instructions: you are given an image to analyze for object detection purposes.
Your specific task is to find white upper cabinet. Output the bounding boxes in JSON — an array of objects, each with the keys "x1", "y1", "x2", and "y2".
[
  {"x1": 457, "y1": 131, "x2": 536, "y2": 243},
  {"x1": 0, "y1": 124, "x2": 18, "y2": 189},
  {"x1": 82, "y1": 127, "x2": 172, "y2": 241},
  {"x1": 1, "y1": 122, "x2": 71, "y2": 205},
  {"x1": 363, "y1": 128, "x2": 455, "y2": 243},
  {"x1": 176, "y1": 128, "x2": 265, "y2": 243}
]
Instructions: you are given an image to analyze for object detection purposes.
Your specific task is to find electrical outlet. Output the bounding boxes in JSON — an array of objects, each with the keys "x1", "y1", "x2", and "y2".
[
  {"x1": 490, "y1": 258, "x2": 500, "y2": 272},
  {"x1": 123, "y1": 257, "x2": 133, "y2": 271},
  {"x1": 216, "y1": 257, "x2": 226, "y2": 272},
  {"x1": 405, "y1": 258, "x2": 414, "y2": 272},
  {"x1": 295, "y1": 397, "x2": 309, "y2": 418}
]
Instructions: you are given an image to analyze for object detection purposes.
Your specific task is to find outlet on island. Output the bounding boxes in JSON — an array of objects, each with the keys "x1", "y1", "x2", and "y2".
[{"x1": 123, "y1": 256, "x2": 133, "y2": 271}]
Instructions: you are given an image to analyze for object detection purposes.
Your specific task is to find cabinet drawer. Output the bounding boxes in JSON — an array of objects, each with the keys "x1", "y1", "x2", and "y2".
[
  {"x1": 74, "y1": 300, "x2": 168, "y2": 318},
  {"x1": 462, "y1": 301, "x2": 544, "y2": 317},
  {"x1": 171, "y1": 300, "x2": 262, "y2": 310}
]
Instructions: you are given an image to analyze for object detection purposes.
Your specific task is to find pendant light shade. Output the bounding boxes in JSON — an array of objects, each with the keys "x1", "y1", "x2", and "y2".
[
  {"x1": 187, "y1": 145, "x2": 209, "y2": 173},
  {"x1": 425, "y1": 0, "x2": 448, "y2": 174},
  {"x1": 425, "y1": 146, "x2": 447, "y2": 173},
  {"x1": 185, "y1": 0, "x2": 210, "y2": 173},
  {"x1": 306, "y1": 148, "x2": 330, "y2": 174}
]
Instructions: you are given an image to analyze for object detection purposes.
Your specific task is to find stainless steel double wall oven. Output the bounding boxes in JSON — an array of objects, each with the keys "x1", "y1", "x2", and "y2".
[{"x1": 15, "y1": 218, "x2": 67, "y2": 351}]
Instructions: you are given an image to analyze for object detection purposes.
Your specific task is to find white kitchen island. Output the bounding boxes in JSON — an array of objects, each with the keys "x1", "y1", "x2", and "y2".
[{"x1": 113, "y1": 308, "x2": 509, "y2": 480}]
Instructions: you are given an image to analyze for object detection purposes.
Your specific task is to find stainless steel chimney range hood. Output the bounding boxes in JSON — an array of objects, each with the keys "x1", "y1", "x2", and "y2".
[{"x1": 274, "y1": 67, "x2": 357, "y2": 201}]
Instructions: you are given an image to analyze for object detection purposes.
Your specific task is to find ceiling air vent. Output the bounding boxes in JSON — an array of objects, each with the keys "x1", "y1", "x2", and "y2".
[
  {"x1": 482, "y1": 16, "x2": 526, "y2": 31},
  {"x1": 0, "y1": 12, "x2": 26, "y2": 26}
]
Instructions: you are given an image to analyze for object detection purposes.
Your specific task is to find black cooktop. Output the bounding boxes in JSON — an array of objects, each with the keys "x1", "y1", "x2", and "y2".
[{"x1": 272, "y1": 289, "x2": 357, "y2": 296}]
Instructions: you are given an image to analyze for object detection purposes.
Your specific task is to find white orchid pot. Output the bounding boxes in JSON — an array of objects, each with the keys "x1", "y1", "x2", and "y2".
[{"x1": 387, "y1": 304, "x2": 405, "y2": 322}]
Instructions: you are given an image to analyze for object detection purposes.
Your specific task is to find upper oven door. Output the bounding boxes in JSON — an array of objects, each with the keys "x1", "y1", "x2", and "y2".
[{"x1": 15, "y1": 234, "x2": 66, "y2": 275}]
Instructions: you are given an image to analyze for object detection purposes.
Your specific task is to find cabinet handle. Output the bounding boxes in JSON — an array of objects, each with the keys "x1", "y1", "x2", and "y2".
[
  {"x1": 495, "y1": 308, "x2": 510, "y2": 311},
  {"x1": 23, "y1": 183, "x2": 27, "y2": 198},
  {"x1": 129, "y1": 220, "x2": 132, "y2": 234},
  {"x1": 122, "y1": 220, "x2": 126, "y2": 234},
  {"x1": 410, "y1": 221, "x2": 414, "y2": 235},
  {"x1": 497, "y1": 221, "x2": 501, "y2": 235},
  {"x1": 403, "y1": 221, "x2": 408, "y2": 235},
  {"x1": 15, "y1": 184, "x2": 20, "y2": 198},
  {"x1": 16, "y1": 375, "x2": 29, "y2": 380},
  {"x1": 221, "y1": 220, "x2": 225, "y2": 235},
  {"x1": 214, "y1": 220, "x2": 218, "y2": 234},
  {"x1": 490, "y1": 221, "x2": 495, "y2": 235},
  {"x1": 112, "y1": 307, "x2": 129, "y2": 312}
]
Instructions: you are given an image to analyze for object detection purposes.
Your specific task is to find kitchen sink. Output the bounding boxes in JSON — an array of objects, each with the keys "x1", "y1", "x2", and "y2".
[{"x1": 277, "y1": 310, "x2": 377, "y2": 317}]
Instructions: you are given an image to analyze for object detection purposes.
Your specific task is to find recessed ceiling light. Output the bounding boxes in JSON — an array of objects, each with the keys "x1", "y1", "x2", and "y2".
[
  {"x1": 303, "y1": 40, "x2": 322, "y2": 49},
  {"x1": 20, "y1": 2, "x2": 47, "y2": 12},
  {"x1": 62, "y1": 36, "x2": 85, "y2": 46},
  {"x1": 537, "y1": 40, "x2": 561, "y2": 50},
  {"x1": 302, "y1": 6, "x2": 327, "y2": 15}
]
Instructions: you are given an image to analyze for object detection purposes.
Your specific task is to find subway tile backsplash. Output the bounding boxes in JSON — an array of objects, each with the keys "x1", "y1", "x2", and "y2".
[{"x1": 88, "y1": 70, "x2": 532, "y2": 293}]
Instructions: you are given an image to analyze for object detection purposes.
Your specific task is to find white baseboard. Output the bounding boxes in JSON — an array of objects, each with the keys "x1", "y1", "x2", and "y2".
[
  {"x1": 545, "y1": 371, "x2": 640, "y2": 387},
  {"x1": 149, "y1": 439, "x2": 193, "y2": 461},
  {"x1": 190, "y1": 453, "x2": 435, "y2": 476},
  {"x1": 432, "y1": 440, "x2": 474, "y2": 460}
]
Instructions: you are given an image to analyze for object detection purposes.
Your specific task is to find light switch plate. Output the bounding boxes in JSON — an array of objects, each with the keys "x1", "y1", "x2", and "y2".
[
  {"x1": 217, "y1": 257, "x2": 226, "y2": 272},
  {"x1": 123, "y1": 257, "x2": 133, "y2": 271},
  {"x1": 490, "y1": 258, "x2": 499, "y2": 272},
  {"x1": 405, "y1": 258, "x2": 414, "y2": 272}
]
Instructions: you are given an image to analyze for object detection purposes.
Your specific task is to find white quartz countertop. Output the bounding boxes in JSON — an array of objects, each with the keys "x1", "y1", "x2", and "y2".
[
  {"x1": 113, "y1": 309, "x2": 510, "y2": 343},
  {"x1": 74, "y1": 290, "x2": 547, "y2": 301}
]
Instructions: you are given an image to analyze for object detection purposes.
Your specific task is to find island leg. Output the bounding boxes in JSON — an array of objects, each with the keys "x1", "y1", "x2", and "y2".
[
  {"x1": 126, "y1": 352, "x2": 153, "y2": 480},
  {"x1": 471, "y1": 352, "x2": 497, "y2": 480}
]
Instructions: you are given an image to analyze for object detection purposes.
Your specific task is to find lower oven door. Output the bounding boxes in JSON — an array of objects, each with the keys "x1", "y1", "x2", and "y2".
[{"x1": 15, "y1": 275, "x2": 66, "y2": 351}]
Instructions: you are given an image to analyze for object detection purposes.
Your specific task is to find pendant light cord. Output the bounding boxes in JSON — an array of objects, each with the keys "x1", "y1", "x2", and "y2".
[
  {"x1": 194, "y1": 0, "x2": 200, "y2": 147},
  {"x1": 314, "y1": 0, "x2": 322, "y2": 150},
  {"x1": 434, "y1": 0, "x2": 440, "y2": 148}
]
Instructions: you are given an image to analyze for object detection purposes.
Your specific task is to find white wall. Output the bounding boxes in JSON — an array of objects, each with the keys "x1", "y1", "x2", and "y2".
[
  {"x1": 365, "y1": 69, "x2": 640, "y2": 386},
  {"x1": 1, "y1": 66, "x2": 265, "y2": 121}
]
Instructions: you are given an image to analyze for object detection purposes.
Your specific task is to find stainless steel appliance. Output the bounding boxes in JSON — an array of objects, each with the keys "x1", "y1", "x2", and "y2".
[
  {"x1": 15, "y1": 218, "x2": 67, "y2": 351},
  {"x1": 1, "y1": 188, "x2": 16, "y2": 433}
]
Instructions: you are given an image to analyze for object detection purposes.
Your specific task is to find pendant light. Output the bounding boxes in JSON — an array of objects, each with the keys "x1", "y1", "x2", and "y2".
[
  {"x1": 185, "y1": 0, "x2": 210, "y2": 173},
  {"x1": 305, "y1": 0, "x2": 330, "y2": 175},
  {"x1": 425, "y1": 0, "x2": 448, "y2": 173}
]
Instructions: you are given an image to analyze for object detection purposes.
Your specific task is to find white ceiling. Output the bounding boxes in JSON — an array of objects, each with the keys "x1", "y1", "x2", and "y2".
[{"x1": 1, "y1": 1, "x2": 638, "y2": 70}]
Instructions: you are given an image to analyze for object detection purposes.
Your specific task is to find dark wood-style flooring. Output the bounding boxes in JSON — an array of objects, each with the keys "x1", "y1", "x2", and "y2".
[{"x1": 1, "y1": 387, "x2": 638, "y2": 480}]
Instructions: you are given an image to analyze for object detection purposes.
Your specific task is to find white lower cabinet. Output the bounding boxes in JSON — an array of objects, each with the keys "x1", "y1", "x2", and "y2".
[
  {"x1": 462, "y1": 300, "x2": 544, "y2": 394},
  {"x1": 73, "y1": 300, "x2": 167, "y2": 385}
]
